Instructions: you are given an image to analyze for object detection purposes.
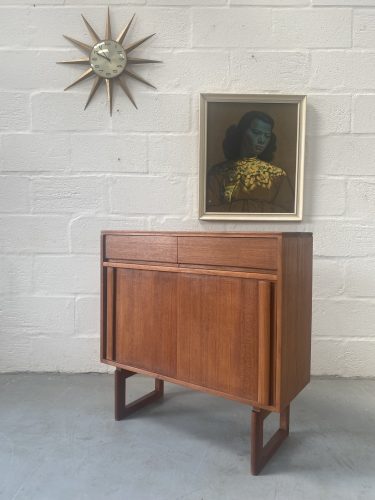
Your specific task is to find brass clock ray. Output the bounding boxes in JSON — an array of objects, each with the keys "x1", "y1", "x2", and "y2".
[{"x1": 58, "y1": 8, "x2": 160, "y2": 114}]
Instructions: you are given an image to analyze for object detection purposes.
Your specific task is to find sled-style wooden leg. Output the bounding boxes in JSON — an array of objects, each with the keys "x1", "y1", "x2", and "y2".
[
  {"x1": 251, "y1": 405, "x2": 290, "y2": 475},
  {"x1": 115, "y1": 368, "x2": 164, "y2": 421}
]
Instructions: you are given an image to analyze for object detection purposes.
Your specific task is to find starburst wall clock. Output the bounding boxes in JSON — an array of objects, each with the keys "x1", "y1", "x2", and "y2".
[{"x1": 58, "y1": 8, "x2": 160, "y2": 115}]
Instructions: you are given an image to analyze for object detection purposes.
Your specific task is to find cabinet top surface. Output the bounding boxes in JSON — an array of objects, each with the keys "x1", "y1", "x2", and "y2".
[{"x1": 102, "y1": 230, "x2": 312, "y2": 238}]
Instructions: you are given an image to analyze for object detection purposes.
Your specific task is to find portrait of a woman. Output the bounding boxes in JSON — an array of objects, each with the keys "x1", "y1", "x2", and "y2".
[{"x1": 205, "y1": 110, "x2": 295, "y2": 214}]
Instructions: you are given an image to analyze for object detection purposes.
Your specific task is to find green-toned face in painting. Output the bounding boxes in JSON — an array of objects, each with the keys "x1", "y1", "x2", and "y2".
[{"x1": 240, "y1": 118, "x2": 272, "y2": 158}]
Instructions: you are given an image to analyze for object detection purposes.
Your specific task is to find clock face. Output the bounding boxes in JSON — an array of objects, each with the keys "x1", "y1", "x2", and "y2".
[
  {"x1": 90, "y1": 40, "x2": 127, "y2": 79},
  {"x1": 60, "y1": 9, "x2": 160, "y2": 114}
]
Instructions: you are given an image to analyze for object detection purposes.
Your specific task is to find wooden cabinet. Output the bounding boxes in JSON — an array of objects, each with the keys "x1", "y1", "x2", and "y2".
[{"x1": 101, "y1": 231, "x2": 313, "y2": 474}]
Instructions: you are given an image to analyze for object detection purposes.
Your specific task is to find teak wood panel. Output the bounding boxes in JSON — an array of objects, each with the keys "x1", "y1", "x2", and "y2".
[
  {"x1": 101, "y1": 231, "x2": 312, "y2": 412},
  {"x1": 257, "y1": 281, "x2": 271, "y2": 406},
  {"x1": 279, "y1": 235, "x2": 313, "y2": 408},
  {"x1": 177, "y1": 273, "x2": 259, "y2": 401},
  {"x1": 114, "y1": 268, "x2": 177, "y2": 378},
  {"x1": 105, "y1": 267, "x2": 116, "y2": 361},
  {"x1": 177, "y1": 236, "x2": 278, "y2": 271},
  {"x1": 105, "y1": 234, "x2": 177, "y2": 263}
]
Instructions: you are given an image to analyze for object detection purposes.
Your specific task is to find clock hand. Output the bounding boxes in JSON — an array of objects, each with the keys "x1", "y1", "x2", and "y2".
[
  {"x1": 100, "y1": 49, "x2": 111, "y2": 60},
  {"x1": 97, "y1": 51, "x2": 111, "y2": 62}
]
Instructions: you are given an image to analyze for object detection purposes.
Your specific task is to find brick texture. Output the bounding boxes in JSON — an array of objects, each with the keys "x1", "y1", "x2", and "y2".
[{"x1": 1, "y1": 2, "x2": 374, "y2": 375}]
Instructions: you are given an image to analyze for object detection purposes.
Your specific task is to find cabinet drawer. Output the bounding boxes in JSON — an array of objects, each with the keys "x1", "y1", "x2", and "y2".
[
  {"x1": 105, "y1": 234, "x2": 178, "y2": 263},
  {"x1": 178, "y1": 236, "x2": 278, "y2": 270}
]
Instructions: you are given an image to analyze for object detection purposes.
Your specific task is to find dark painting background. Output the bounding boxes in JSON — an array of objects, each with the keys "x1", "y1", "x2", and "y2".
[{"x1": 206, "y1": 101, "x2": 299, "y2": 192}]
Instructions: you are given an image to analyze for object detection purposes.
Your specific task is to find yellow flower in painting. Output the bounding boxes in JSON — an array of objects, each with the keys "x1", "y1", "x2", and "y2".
[
  {"x1": 224, "y1": 184, "x2": 237, "y2": 202},
  {"x1": 233, "y1": 157, "x2": 285, "y2": 192},
  {"x1": 221, "y1": 158, "x2": 286, "y2": 203}
]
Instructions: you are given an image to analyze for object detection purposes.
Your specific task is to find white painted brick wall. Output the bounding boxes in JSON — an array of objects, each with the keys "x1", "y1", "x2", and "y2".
[
  {"x1": 1, "y1": 134, "x2": 70, "y2": 172},
  {"x1": 0, "y1": 256, "x2": 33, "y2": 295},
  {"x1": 148, "y1": 134, "x2": 198, "y2": 174},
  {"x1": 306, "y1": 95, "x2": 352, "y2": 135},
  {"x1": 152, "y1": 50, "x2": 231, "y2": 91},
  {"x1": 70, "y1": 215, "x2": 148, "y2": 253},
  {"x1": 313, "y1": 259, "x2": 345, "y2": 299},
  {"x1": 32, "y1": 176, "x2": 107, "y2": 213},
  {"x1": 0, "y1": 216, "x2": 69, "y2": 253},
  {"x1": 303, "y1": 178, "x2": 346, "y2": 216},
  {"x1": 1, "y1": 1, "x2": 375, "y2": 376},
  {"x1": 75, "y1": 296, "x2": 100, "y2": 338},
  {"x1": 0, "y1": 177, "x2": 31, "y2": 213},
  {"x1": 231, "y1": 51, "x2": 310, "y2": 92},
  {"x1": 71, "y1": 134, "x2": 148, "y2": 173},
  {"x1": 0, "y1": 297, "x2": 74, "y2": 335},
  {"x1": 192, "y1": 8, "x2": 273, "y2": 48},
  {"x1": 34, "y1": 255, "x2": 100, "y2": 294},
  {"x1": 307, "y1": 136, "x2": 375, "y2": 176},
  {"x1": 0, "y1": 50, "x2": 78, "y2": 91},
  {"x1": 0, "y1": 93, "x2": 30, "y2": 131},
  {"x1": 354, "y1": 9, "x2": 375, "y2": 48},
  {"x1": 352, "y1": 95, "x2": 375, "y2": 132},
  {"x1": 110, "y1": 175, "x2": 189, "y2": 214},
  {"x1": 313, "y1": 299, "x2": 375, "y2": 338},
  {"x1": 32, "y1": 92, "x2": 111, "y2": 131},
  {"x1": 271, "y1": 9, "x2": 352, "y2": 48},
  {"x1": 112, "y1": 94, "x2": 191, "y2": 132}
]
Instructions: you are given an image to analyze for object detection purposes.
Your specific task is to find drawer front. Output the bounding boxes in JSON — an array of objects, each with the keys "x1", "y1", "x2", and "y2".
[
  {"x1": 178, "y1": 236, "x2": 278, "y2": 270},
  {"x1": 105, "y1": 234, "x2": 177, "y2": 263}
]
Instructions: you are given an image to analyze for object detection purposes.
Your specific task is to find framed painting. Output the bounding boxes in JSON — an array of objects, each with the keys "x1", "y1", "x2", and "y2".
[{"x1": 199, "y1": 94, "x2": 306, "y2": 221}]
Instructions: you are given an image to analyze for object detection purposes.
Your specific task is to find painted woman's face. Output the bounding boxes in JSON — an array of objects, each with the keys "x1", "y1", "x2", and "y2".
[{"x1": 240, "y1": 118, "x2": 272, "y2": 157}]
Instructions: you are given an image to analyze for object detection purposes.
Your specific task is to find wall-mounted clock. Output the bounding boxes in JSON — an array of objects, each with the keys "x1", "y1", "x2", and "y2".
[{"x1": 58, "y1": 8, "x2": 160, "y2": 115}]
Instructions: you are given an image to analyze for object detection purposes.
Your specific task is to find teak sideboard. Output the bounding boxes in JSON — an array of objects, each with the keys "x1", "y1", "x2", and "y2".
[{"x1": 100, "y1": 231, "x2": 313, "y2": 474}]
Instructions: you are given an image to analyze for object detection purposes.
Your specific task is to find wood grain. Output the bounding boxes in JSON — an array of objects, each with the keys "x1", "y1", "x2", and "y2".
[
  {"x1": 177, "y1": 273, "x2": 259, "y2": 401},
  {"x1": 105, "y1": 234, "x2": 177, "y2": 263},
  {"x1": 100, "y1": 230, "x2": 312, "y2": 414},
  {"x1": 114, "y1": 268, "x2": 177, "y2": 378},
  {"x1": 115, "y1": 368, "x2": 164, "y2": 421},
  {"x1": 258, "y1": 281, "x2": 271, "y2": 406},
  {"x1": 177, "y1": 236, "x2": 278, "y2": 270},
  {"x1": 107, "y1": 359, "x2": 268, "y2": 406},
  {"x1": 279, "y1": 234, "x2": 313, "y2": 408},
  {"x1": 251, "y1": 405, "x2": 290, "y2": 475},
  {"x1": 102, "y1": 230, "x2": 310, "y2": 238},
  {"x1": 100, "y1": 233, "x2": 106, "y2": 361},
  {"x1": 104, "y1": 261, "x2": 277, "y2": 282},
  {"x1": 101, "y1": 230, "x2": 313, "y2": 474},
  {"x1": 105, "y1": 267, "x2": 116, "y2": 361}
]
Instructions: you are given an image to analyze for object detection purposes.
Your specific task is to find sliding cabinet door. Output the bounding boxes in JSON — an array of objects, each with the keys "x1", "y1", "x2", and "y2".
[
  {"x1": 113, "y1": 268, "x2": 178, "y2": 377},
  {"x1": 177, "y1": 273, "x2": 260, "y2": 401}
]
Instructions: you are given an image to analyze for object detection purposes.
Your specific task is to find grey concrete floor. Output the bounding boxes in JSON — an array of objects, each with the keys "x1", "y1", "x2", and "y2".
[{"x1": 0, "y1": 375, "x2": 374, "y2": 500}]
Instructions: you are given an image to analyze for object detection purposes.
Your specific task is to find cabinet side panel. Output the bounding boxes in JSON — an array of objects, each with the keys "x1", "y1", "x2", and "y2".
[
  {"x1": 115, "y1": 268, "x2": 177, "y2": 378},
  {"x1": 280, "y1": 235, "x2": 313, "y2": 408},
  {"x1": 177, "y1": 273, "x2": 259, "y2": 401}
]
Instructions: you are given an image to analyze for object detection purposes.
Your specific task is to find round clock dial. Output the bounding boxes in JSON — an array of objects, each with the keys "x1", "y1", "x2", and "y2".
[
  {"x1": 90, "y1": 40, "x2": 127, "y2": 79},
  {"x1": 60, "y1": 9, "x2": 160, "y2": 114}
]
